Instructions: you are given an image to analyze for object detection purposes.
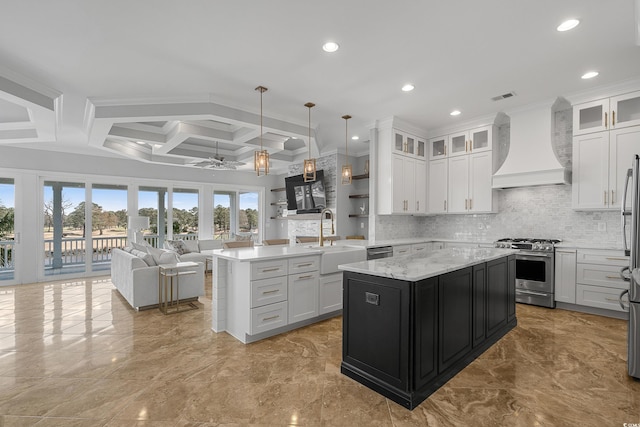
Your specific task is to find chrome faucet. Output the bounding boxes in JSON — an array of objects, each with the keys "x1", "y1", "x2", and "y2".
[{"x1": 319, "y1": 208, "x2": 334, "y2": 247}]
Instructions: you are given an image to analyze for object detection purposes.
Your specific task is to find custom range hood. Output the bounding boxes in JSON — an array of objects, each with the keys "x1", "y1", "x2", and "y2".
[{"x1": 492, "y1": 101, "x2": 571, "y2": 188}]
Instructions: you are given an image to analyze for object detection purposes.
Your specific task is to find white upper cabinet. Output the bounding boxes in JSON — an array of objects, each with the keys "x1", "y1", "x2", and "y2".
[
  {"x1": 428, "y1": 158, "x2": 448, "y2": 213},
  {"x1": 377, "y1": 121, "x2": 428, "y2": 215},
  {"x1": 572, "y1": 126, "x2": 640, "y2": 209},
  {"x1": 393, "y1": 129, "x2": 425, "y2": 159},
  {"x1": 429, "y1": 135, "x2": 448, "y2": 160},
  {"x1": 573, "y1": 90, "x2": 640, "y2": 136},
  {"x1": 447, "y1": 125, "x2": 494, "y2": 158},
  {"x1": 428, "y1": 124, "x2": 496, "y2": 214}
]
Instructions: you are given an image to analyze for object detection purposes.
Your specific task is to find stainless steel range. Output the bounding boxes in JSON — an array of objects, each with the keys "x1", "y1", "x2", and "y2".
[{"x1": 494, "y1": 238, "x2": 561, "y2": 308}]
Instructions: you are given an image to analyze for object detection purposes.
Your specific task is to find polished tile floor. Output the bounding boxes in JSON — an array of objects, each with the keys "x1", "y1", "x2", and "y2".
[{"x1": 0, "y1": 276, "x2": 639, "y2": 426}]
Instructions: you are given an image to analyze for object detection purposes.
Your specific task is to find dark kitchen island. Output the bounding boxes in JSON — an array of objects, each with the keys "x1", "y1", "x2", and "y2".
[{"x1": 338, "y1": 247, "x2": 518, "y2": 410}]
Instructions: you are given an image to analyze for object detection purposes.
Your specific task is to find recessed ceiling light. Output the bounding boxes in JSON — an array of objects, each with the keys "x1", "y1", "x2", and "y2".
[
  {"x1": 557, "y1": 19, "x2": 580, "y2": 32},
  {"x1": 450, "y1": 110, "x2": 461, "y2": 116},
  {"x1": 351, "y1": 136, "x2": 359, "y2": 140},
  {"x1": 402, "y1": 84, "x2": 415, "y2": 92},
  {"x1": 581, "y1": 71, "x2": 599, "y2": 79},
  {"x1": 322, "y1": 42, "x2": 339, "y2": 53}
]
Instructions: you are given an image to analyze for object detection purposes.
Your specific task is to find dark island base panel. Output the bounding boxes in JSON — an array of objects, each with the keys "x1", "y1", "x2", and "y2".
[
  {"x1": 340, "y1": 255, "x2": 517, "y2": 410},
  {"x1": 341, "y1": 319, "x2": 516, "y2": 409}
]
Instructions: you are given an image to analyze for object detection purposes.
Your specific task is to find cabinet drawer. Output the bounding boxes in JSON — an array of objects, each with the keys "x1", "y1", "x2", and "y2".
[
  {"x1": 576, "y1": 284, "x2": 627, "y2": 312},
  {"x1": 250, "y1": 301, "x2": 288, "y2": 334},
  {"x1": 288, "y1": 255, "x2": 320, "y2": 274},
  {"x1": 251, "y1": 276, "x2": 287, "y2": 308},
  {"x1": 576, "y1": 264, "x2": 628, "y2": 290},
  {"x1": 251, "y1": 259, "x2": 288, "y2": 280},
  {"x1": 393, "y1": 244, "x2": 412, "y2": 257},
  {"x1": 576, "y1": 250, "x2": 628, "y2": 267},
  {"x1": 411, "y1": 243, "x2": 428, "y2": 254}
]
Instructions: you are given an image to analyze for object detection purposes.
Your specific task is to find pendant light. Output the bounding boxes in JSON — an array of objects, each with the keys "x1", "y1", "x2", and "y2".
[
  {"x1": 254, "y1": 85, "x2": 269, "y2": 176},
  {"x1": 303, "y1": 102, "x2": 317, "y2": 182},
  {"x1": 341, "y1": 114, "x2": 352, "y2": 185}
]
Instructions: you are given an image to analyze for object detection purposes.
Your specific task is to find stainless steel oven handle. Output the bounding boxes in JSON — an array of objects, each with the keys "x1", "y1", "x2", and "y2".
[
  {"x1": 517, "y1": 253, "x2": 552, "y2": 260},
  {"x1": 620, "y1": 289, "x2": 629, "y2": 311},
  {"x1": 516, "y1": 289, "x2": 548, "y2": 297}
]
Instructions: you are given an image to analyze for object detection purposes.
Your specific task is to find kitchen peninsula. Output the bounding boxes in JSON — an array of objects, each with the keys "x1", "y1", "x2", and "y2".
[{"x1": 339, "y1": 247, "x2": 518, "y2": 409}]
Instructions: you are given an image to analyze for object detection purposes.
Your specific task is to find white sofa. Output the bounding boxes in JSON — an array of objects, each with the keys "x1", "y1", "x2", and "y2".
[
  {"x1": 163, "y1": 239, "x2": 223, "y2": 268},
  {"x1": 111, "y1": 247, "x2": 205, "y2": 310}
]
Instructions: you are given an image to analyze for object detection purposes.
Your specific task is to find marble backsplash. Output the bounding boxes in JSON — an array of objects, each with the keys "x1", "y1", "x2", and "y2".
[{"x1": 375, "y1": 185, "x2": 623, "y2": 247}]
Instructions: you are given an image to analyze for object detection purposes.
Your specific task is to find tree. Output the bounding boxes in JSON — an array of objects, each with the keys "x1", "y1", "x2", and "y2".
[
  {"x1": 0, "y1": 206, "x2": 14, "y2": 239},
  {"x1": 43, "y1": 193, "x2": 73, "y2": 232},
  {"x1": 244, "y1": 208, "x2": 258, "y2": 230},
  {"x1": 213, "y1": 204, "x2": 230, "y2": 235}
]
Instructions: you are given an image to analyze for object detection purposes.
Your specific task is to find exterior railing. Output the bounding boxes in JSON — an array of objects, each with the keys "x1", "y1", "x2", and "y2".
[
  {"x1": 2, "y1": 233, "x2": 201, "y2": 273},
  {"x1": 0, "y1": 240, "x2": 14, "y2": 271}
]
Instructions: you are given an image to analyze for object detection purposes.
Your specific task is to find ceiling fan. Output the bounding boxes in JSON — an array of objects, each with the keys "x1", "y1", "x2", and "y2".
[{"x1": 189, "y1": 141, "x2": 245, "y2": 170}]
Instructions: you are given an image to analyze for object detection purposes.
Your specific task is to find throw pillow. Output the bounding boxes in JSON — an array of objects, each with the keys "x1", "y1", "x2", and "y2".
[
  {"x1": 183, "y1": 239, "x2": 199, "y2": 253},
  {"x1": 122, "y1": 246, "x2": 134, "y2": 253},
  {"x1": 158, "y1": 251, "x2": 179, "y2": 265},
  {"x1": 166, "y1": 240, "x2": 190, "y2": 255},
  {"x1": 145, "y1": 246, "x2": 168, "y2": 265},
  {"x1": 131, "y1": 241, "x2": 149, "y2": 251},
  {"x1": 130, "y1": 248, "x2": 156, "y2": 266}
]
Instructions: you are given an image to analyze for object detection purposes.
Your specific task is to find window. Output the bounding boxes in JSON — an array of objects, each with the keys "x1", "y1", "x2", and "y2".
[
  {"x1": 213, "y1": 190, "x2": 261, "y2": 242},
  {"x1": 172, "y1": 188, "x2": 199, "y2": 241},
  {"x1": 0, "y1": 178, "x2": 15, "y2": 281},
  {"x1": 91, "y1": 184, "x2": 127, "y2": 271},
  {"x1": 138, "y1": 186, "x2": 168, "y2": 248}
]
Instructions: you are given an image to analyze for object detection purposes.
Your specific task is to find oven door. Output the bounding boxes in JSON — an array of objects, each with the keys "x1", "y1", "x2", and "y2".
[{"x1": 515, "y1": 252, "x2": 553, "y2": 293}]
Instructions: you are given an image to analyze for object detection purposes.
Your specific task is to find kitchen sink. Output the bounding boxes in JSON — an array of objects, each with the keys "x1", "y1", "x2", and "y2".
[{"x1": 305, "y1": 245, "x2": 366, "y2": 274}]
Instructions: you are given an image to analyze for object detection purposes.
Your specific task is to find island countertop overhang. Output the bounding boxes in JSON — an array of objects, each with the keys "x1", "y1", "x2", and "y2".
[{"x1": 338, "y1": 247, "x2": 519, "y2": 282}]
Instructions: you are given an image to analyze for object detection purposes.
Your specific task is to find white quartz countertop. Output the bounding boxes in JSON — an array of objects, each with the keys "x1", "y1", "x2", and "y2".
[
  {"x1": 338, "y1": 247, "x2": 519, "y2": 282},
  {"x1": 326, "y1": 238, "x2": 495, "y2": 249},
  {"x1": 206, "y1": 244, "x2": 365, "y2": 262}
]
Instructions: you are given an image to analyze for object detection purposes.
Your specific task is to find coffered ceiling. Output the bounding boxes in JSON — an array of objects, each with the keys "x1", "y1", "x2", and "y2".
[{"x1": 0, "y1": 0, "x2": 639, "y2": 174}]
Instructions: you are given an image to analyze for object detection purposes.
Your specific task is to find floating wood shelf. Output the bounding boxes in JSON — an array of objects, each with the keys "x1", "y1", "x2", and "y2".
[
  {"x1": 270, "y1": 201, "x2": 288, "y2": 206},
  {"x1": 271, "y1": 187, "x2": 286, "y2": 192},
  {"x1": 349, "y1": 214, "x2": 369, "y2": 218},
  {"x1": 352, "y1": 174, "x2": 369, "y2": 180},
  {"x1": 349, "y1": 194, "x2": 369, "y2": 199}
]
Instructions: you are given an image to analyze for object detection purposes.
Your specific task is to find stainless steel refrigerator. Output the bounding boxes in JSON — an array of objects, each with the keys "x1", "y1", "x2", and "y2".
[{"x1": 621, "y1": 154, "x2": 640, "y2": 379}]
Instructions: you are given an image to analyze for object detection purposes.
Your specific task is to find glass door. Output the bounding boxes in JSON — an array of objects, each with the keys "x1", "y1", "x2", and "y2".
[
  {"x1": 213, "y1": 191, "x2": 236, "y2": 241},
  {"x1": 0, "y1": 178, "x2": 15, "y2": 283},
  {"x1": 91, "y1": 184, "x2": 127, "y2": 272},
  {"x1": 43, "y1": 181, "x2": 86, "y2": 276},
  {"x1": 239, "y1": 191, "x2": 260, "y2": 242},
  {"x1": 172, "y1": 188, "x2": 199, "y2": 242},
  {"x1": 138, "y1": 186, "x2": 168, "y2": 248}
]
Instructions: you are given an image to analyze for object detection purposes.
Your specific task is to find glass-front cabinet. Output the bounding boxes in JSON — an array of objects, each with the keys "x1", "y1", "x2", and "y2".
[
  {"x1": 573, "y1": 90, "x2": 640, "y2": 136},
  {"x1": 447, "y1": 125, "x2": 493, "y2": 158},
  {"x1": 393, "y1": 129, "x2": 425, "y2": 159},
  {"x1": 429, "y1": 135, "x2": 448, "y2": 160}
]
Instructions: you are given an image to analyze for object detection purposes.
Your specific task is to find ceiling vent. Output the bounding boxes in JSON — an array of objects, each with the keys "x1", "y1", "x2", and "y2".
[{"x1": 491, "y1": 92, "x2": 516, "y2": 101}]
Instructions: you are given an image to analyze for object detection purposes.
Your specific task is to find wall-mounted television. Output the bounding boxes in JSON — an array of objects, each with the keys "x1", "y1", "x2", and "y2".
[{"x1": 285, "y1": 170, "x2": 326, "y2": 214}]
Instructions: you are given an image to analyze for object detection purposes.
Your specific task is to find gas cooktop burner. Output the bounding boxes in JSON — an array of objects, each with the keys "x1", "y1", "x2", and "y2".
[{"x1": 494, "y1": 238, "x2": 561, "y2": 251}]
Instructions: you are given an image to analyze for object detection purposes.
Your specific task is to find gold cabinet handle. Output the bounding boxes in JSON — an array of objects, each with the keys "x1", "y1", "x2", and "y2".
[
  {"x1": 606, "y1": 257, "x2": 629, "y2": 261},
  {"x1": 262, "y1": 267, "x2": 281, "y2": 273},
  {"x1": 416, "y1": 200, "x2": 419, "y2": 211},
  {"x1": 468, "y1": 140, "x2": 472, "y2": 152},
  {"x1": 604, "y1": 191, "x2": 607, "y2": 205},
  {"x1": 297, "y1": 275, "x2": 314, "y2": 280},
  {"x1": 295, "y1": 263, "x2": 313, "y2": 268},
  {"x1": 611, "y1": 190, "x2": 615, "y2": 204},
  {"x1": 444, "y1": 145, "x2": 447, "y2": 155},
  {"x1": 263, "y1": 315, "x2": 280, "y2": 321},
  {"x1": 262, "y1": 289, "x2": 279, "y2": 295},
  {"x1": 469, "y1": 199, "x2": 473, "y2": 210},
  {"x1": 605, "y1": 275, "x2": 624, "y2": 280},
  {"x1": 465, "y1": 199, "x2": 468, "y2": 210},
  {"x1": 604, "y1": 112, "x2": 608, "y2": 128},
  {"x1": 444, "y1": 200, "x2": 447, "y2": 211},
  {"x1": 612, "y1": 110, "x2": 616, "y2": 126}
]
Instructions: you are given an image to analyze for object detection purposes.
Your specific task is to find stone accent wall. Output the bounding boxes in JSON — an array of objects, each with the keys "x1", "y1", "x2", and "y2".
[{"x1": 287, "y1": 154, "x2": 337, "y2": 242}]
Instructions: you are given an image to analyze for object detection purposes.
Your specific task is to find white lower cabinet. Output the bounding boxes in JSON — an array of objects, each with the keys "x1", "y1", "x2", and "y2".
[
  {"x1": 288, "y1": 270, "x2": 319, "y2": 323},
  {"x1": 571, "y1": 249, "x2": 628, "y2": 312},
  {"x1": 250, "y1": 301, "x2": 288, "y2": 335},
  {"x1": 319, "y1": 273, "x2": 343, "y2": 315},
  {"x1": 554, "y1": 250, "x2": 577, "y2": 303}
]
